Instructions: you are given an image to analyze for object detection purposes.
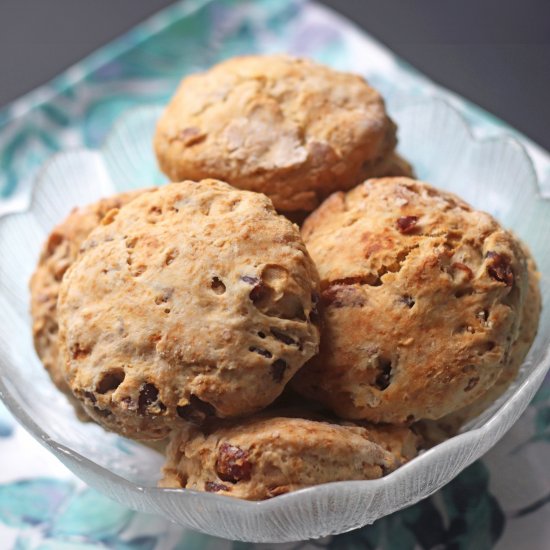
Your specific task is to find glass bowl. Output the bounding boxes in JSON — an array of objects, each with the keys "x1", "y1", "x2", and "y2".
[{"x1": 0, "y1": 98, "x2": 549, "y2": 543}]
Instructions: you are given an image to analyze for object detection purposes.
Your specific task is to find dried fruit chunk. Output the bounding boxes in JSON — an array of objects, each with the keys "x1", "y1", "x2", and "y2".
[
  {"x1": 176, "y1": 395, "x2": 216, "y2": 425},
  {"x1": 486, "y1": 251, "x2": 514, "y2": 286},
  {"x1": 216, "y1": 443, "x2": 252, "y2": 483},
  {"x1": 396, "y1": 216, "x2": 418, "y2": 234},
  {"x1": 205, "y1": 481, "x2": 229, "y2": 493}
]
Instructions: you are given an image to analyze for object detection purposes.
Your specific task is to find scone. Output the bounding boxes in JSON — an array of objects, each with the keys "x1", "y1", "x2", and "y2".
[
  {"x1": 292, "y1": 177, "x2": 531, "y2": 423},
  {"x1": 159, "y1": 413, "x2": 419, "y2": 500},
  {"x1": 29, "y1": 190, "x2": 144, "y2": 419},
  {"x1": 57, "y1": 180, "x2": 321, "y2": 440},
  {"x1": 154, "y1": 55, "x2": 410, "y2": 213}
]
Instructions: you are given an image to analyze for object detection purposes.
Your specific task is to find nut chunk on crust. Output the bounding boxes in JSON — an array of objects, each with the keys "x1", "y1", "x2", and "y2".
[
  {"x1": 58, "y1": 179, "x2": 321, "y2": 440},
  {"x1": 292, "y1": 177, "x2": 530, "y2": 423},
  {"x1": 154, "y1": 55, "x2": 403, "y2": 213},
  {"x1": 160, "y1": 413, "x2": 419, "y2": 500}
]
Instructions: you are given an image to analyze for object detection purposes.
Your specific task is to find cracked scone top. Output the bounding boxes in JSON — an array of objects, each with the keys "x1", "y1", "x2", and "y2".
[
  {"x1": 57, "y1": 180, "x2": 321, "y2": 440},
  {"x1": 292, "y1": 177, "x2": 530, "y2": 423},
  {"x1": 159, "y1": 412, "x2": 419, "y2": 500},
  {"x1": 30, "y1": 191, "x2": 144, "y2": 419},
  {"x1": 154, "y1": 55, "x2": 403, "y2": 213}
]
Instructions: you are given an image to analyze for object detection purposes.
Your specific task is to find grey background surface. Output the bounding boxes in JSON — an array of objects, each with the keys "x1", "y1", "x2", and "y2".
[{"x1": 0, "y1": 0, "x2": 548, "y2": 149}]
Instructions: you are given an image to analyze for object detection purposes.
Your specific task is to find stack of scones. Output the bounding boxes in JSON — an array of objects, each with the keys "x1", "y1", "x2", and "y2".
[{"x1": 29, "y1": 56, "x2": 540, "y2": 500}]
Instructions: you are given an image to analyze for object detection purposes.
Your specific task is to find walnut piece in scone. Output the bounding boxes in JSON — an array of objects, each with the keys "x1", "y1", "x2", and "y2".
[
  {"x1": 57, "y1": 180, "x2": 321, "y2": 440},
  {"x1": 159, "y1": 412, "x2": 419, "y2": 500},
  {"x1": 30, "y1": 190, "x2": 145, "y2": 419},
  {"x1": 292, "y1": 177, "x2": 530, "y2": 423},
  {"x1": 154, "y1": 55, "x2": 410, "y2": 213}
]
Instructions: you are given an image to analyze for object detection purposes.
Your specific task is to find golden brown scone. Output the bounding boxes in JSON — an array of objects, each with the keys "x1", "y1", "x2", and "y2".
[
  {"x1": 154, "y1": 55, "x2": 400, "y2": 213},
  {"x1": 57, "y1": 180, "x2": 321, "y2": 440},
  {"x1": 419, "y1": 248, "x2": 541, "y2": 442},
  {"x1": 292, "y1": 177, "x2": 530, "y2": 423},
  {"x1": 29, "y1": 190, "x2": 144, "y2": 419},
  {"x1": 159, "y1": 413, "x2": 419, "y2": 500}
]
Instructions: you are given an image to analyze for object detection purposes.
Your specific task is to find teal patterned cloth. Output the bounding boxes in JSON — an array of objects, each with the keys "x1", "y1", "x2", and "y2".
[{"x1": 1, "y1": 1, "x2": 549, "y2": 548}]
